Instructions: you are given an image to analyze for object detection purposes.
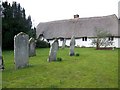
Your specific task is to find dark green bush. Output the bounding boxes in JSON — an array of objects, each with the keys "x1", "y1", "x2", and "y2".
[
  {"x1": 57, "y1": 57, "x2": 62, "y2": 61},
  {"x1": 36, "y1": 40, "x2": 50, "y2": 48},
  {"x1": 75, "y1": 53, "x2": 80, "y2": 56},
  {"x1": 81, "y1": 46, "x2": 86, "y2": 48}
]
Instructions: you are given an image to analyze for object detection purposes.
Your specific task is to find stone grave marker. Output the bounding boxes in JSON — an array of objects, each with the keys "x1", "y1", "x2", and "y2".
[
  {"x1": 0, "y1": 29, "x2": 3, "y2": 70},
  {"x1": 69, "y1": 36, "x2": 76, "y2": 56},
  {"x1": 62, "y1": 38, "x2": 66, "y2": 49},
  {"x1": 29, "y1": 37, "x2": 36, "y2": 57},
  {"x1": 48, "y1": 38, "x2": 59, "y2": 62},
  {"x1": 0, "y1": 56, "x2": 4, "y2": 70},
  {"x1": 14, "y1": 32, "x2": 29, "y2": 69}
]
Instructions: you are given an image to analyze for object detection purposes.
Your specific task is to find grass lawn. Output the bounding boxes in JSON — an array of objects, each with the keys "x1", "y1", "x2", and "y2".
[{"x1": 2, "y1": 48, "x2": 118, "y2": 88}]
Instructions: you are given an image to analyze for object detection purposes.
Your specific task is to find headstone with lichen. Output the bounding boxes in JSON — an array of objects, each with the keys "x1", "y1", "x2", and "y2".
[
  {"x1": 14, "y1": 32, "x2": 29, "y2": 69},
  {"x1": 69, "y1": 36, "x2": 76, "y2": 56},
  {"x1": 48, "y1": 38, "x2": 59, "y2": 62},
  {"x1": 62, "y1": 38, "x2": 66, "y2": 49},
  {"x1": 29, "y1": 37, "x2": 36, "y2": 57}
]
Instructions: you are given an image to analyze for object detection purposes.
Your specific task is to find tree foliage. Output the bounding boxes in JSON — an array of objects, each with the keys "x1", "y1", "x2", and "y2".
[
  {"x1": 36, "y1": 40, "x2": 50, "y2": 48},
  {"x1": 2, "y1": 1, "x2": 36, "y2": 50},
  {"x1": 91, "y1": 28, "x2": 113, "y2": 48}
]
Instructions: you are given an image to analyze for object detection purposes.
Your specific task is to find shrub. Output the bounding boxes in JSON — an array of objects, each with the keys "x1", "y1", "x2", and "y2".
[
  {"x1": 76, "y1": 45, "x2": 80, "y2": 48},
  {"x1": 36, "y1": 40, "x2": 50, "y2": 48},
  {"x1": 81, "y1": 46, "x2": 86, "y2": 48},
  {"x1": 75, "y1": 53, "x2": 80, "y2": 56},
  {"x1": 57, "y1": 57, "x2": 62, "y2": 61}
]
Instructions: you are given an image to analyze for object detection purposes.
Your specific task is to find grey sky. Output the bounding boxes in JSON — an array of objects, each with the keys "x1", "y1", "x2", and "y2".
[{"x1": 2, "y1": 0, "x2": 119, "y2": 27}]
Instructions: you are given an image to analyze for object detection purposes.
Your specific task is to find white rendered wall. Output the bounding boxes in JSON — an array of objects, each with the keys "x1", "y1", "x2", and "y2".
[
  {"x1": 66, "y1": 39, "x2": 71, "y2": 46},
  {"x1": 75, "y1": 38, "x2": 95, "y2": 47},
  {"x1": 113, "y1": 38, "x2": 120, "y2": 48},
  {"x1": 118, "y1": 38, "x2": 120, "y2": 48},
  {"x1": 63, "y1": 38, "x2": 95, "y2": 47},
  {"x1": 58, "y1": 39, "x2": 63, "y2": 46},
  {"x1": 48, "y1": 38, "x2": 120, "y2": 48}
]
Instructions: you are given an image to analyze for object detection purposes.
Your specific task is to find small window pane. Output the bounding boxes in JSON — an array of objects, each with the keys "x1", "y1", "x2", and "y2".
[{"x1": 85, "y1": 37, "x2": 87, "y2": 41}]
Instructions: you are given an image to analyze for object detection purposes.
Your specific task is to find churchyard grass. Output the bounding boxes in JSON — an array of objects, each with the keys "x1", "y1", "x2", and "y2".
[{"x1": 2, "y1": 48, "x2": 118, "y2": 88}]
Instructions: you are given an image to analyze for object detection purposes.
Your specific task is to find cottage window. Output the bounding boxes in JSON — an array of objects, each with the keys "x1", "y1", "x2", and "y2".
[
  {"x1": 82, "y1": 37, "x2": 84, "y2": 41},
  {"x1": 108, "y1": 36, "x2": 114, "y2": 41},
  {"x1": 85, "y1": 37, "x2": 87, "y2": 41},
  {"x1": 60, "y1": 38, "x2": 64, "y2": 41},
  {"x1": 47, "y1": 39, "x2": 49, "y2": 42},
  {"x1": 82, "y1": 37, "x2": 87, "y2": 41}
]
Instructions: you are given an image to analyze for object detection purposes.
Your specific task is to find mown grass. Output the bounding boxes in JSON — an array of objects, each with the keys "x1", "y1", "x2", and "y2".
[{"x1": 2, "y1": 48, "x2": 118, "y2": 88}]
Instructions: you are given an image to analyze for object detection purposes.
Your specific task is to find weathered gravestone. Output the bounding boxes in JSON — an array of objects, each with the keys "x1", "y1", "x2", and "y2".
[
  {"x1": 0, "y1": 44, "x2": 4, "y2": 69},
  {"x1": 69, "y1": 36, "x2": 76, "y2": 56},
  {"x1": 0, "y1": 56, "x2": 4, "y2": 70},
  {"x1": 0, "y1": 30, "x2": 4, "y2": 70},
  {"x1": 0, "y1": 56, "x2": 2, "y2": 70},
  {"x1": 62, "y1": 38, "x2": 66, "y2": 49},
  {"x1": 48, "y1": 38, "x2": 59, "y2": 62},
  {"x1": 29, "y1": 37, "x2": 36, "y2": 57},
  {"x1": 14, "y1": 32, "x2": 29, "y2": 69}
]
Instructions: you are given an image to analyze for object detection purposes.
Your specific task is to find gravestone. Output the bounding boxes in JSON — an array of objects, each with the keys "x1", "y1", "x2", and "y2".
[
  {"x1": 48, "y1": 38, "x2": 59, "y2": 62},
  {"x1": 14, "y1": 32, "x2": 29, "y2": 69},
  {"x1": 0, "y1": 56, "x2": 4, "y2": 70},
  {"x1": 29, "y1": 37, "x2": 36, "y2": 57},
  {"x1": 69, "y1": 36, "x2": 76, "y2": 56},
  {"x1": 62, "y1": 38, "x2": 66, "y2": 49},
  {"x1": 0, "y1": 29, "x2": 3, "y2": 70},
  {"x1": 0, "y1": 32, "x2": 2, "y2": 70}
]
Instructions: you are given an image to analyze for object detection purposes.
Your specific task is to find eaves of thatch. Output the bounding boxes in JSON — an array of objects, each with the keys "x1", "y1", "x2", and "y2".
[{"x1": 36, "y1": 14, "x2": 119, "y2": 39}]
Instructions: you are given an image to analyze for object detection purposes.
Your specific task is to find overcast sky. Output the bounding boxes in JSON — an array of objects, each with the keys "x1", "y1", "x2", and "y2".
[{"x1": 2, "y1": 0, "x2": 119, "y2": 27}]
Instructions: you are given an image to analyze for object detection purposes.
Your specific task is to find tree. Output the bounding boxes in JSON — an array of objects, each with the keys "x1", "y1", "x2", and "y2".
[
  {"x1": 91, "y1": 28, "x2": 113, "y2": 49},
  {"x1": 2, "y1": 1, "x2": 36, "y2": 50},
  {"x1": 28, "y1": 27, "x2": 36, "y2": 39}
]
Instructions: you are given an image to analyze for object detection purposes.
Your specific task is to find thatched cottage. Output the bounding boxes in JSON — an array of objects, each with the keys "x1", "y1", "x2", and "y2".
[{"x1": 36, "y1": 14, "x2": 120, "y2": 48}]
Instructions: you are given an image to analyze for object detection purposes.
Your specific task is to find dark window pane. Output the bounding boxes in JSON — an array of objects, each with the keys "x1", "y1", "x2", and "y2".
[
  {"x1": 85, "y1": 37, "x2": 87, "y2": 41},
  {"x1": 82, "y1": 37, "x2": 84, "y2": 41}
]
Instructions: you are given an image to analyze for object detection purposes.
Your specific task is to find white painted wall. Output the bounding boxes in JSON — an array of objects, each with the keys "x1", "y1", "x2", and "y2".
[
  {"x1": 75, "y1": 38, "x2": 95, "y2": 47},
  {"x1": 48, "y1": 38, "x2": 120, "y2": 48},
  {"x1": 113, "y1": 38, "x2": 120, "y2": 48}
]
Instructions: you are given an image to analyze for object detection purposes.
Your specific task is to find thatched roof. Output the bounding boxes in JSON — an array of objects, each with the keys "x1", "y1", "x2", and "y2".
[{"x1": 36, "y1": 14, "x2": 119, "y2": 39}]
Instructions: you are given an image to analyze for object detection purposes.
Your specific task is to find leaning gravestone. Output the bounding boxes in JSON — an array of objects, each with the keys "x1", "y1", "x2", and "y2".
[
  {"x1": 14, "y1": 32, "x2": 29, "y2": 69},
  {"x1": 29, "y1": 37, "x2": 36, "y2": 57},
  {"x1": 69, "y1": 36, "x2": 76, "y2": 56},
  {"x1": 48, "y1": 38, "x2": 59, "y2": 62},
  {"x1": 62, "y1": 38, "x2": 66, "y2": 49}
]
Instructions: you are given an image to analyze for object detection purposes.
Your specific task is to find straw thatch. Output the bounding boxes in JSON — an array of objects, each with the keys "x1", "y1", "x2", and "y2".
[{"x1": 36, "y1": 14, "x2": 119, "y2": 39}]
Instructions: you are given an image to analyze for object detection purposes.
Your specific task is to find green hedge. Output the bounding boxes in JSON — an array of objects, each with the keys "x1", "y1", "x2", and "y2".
[{"x1": 36, "y1": 40, "x2": 50, "y2": 48}]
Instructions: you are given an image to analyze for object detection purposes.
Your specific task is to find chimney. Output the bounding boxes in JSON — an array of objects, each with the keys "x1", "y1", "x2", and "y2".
[
  {"x1": 118, "y1": 1, "x2": 120, "y2": 19},
  {"x1": 74, "y1": 14, "x2": 79, "y2": 19}
]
